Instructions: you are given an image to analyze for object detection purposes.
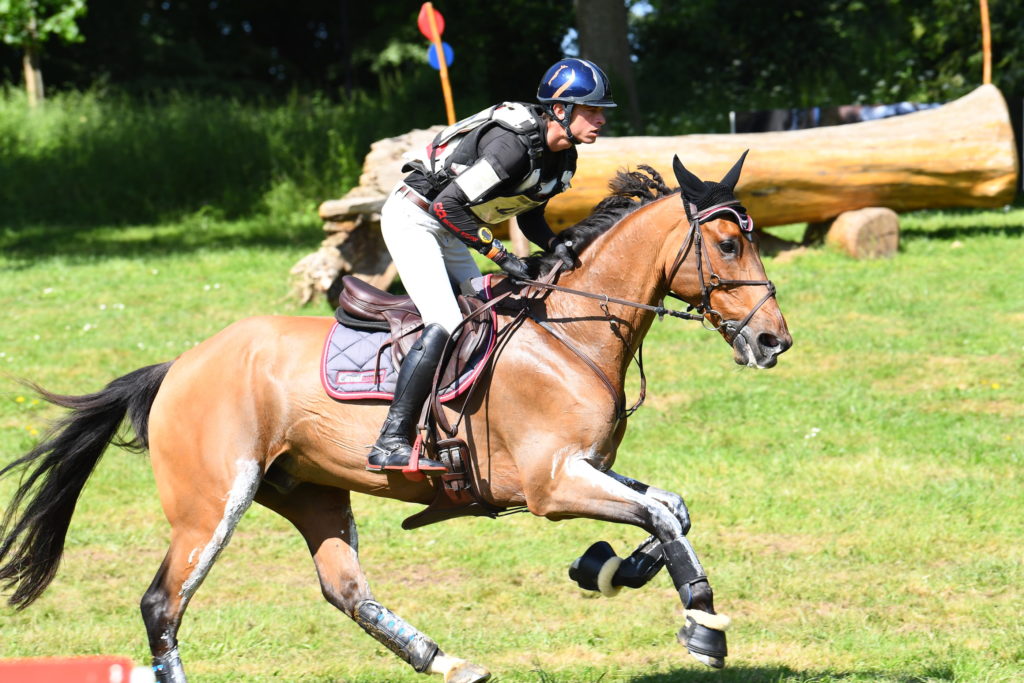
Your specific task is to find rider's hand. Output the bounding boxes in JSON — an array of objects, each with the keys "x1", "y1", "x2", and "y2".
[
  {"x1": 551, "y1": 239, "x2": 577, "y2": 270},
  {"x1": 493, "y1": 250, "x2": 530, "y2": 282}
]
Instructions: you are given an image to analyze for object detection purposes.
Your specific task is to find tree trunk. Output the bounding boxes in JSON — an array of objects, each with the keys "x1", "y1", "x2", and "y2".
[
  {"x1": 574, "y1": 0, "x2": 642, "y2": 131},
  {"x1": 23, "y1": 47, "x2": 44, "y2": 108},
  {"x1": 23, "y1": 14, "x2": 44, "y2": 108},
  {"x1": 824, "y1": 207, "x2": 901, "y2": 259}
]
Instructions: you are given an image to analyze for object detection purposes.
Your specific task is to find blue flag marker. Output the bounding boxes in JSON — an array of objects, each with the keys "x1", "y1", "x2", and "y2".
[{"x1": 427, "y1": 42, "x2": 454, "y2": 70}]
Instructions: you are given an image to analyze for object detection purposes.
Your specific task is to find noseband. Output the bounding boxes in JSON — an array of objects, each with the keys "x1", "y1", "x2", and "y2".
[{"x1": 663, "y1": 199, "x2": 777, "y2": 343}]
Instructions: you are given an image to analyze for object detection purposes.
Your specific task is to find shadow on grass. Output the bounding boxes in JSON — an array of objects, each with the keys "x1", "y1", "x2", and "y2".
[
  {"x1": 625, "y1": 662, "x2": 956, "y2": 682},
  {"x1": 901, "y1": 224, "x2": 1024, "y2": 241}
]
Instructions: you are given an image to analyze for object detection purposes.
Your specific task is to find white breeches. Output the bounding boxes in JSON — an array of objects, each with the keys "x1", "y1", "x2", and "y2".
[{"x1": 380, "y1": 184, "x2": 482, "y2": 334}]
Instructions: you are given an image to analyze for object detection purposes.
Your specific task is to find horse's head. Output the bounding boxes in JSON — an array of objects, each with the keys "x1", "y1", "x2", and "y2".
[{"x1": 667, "y1": 153, "x2": 792, "y2": 368}]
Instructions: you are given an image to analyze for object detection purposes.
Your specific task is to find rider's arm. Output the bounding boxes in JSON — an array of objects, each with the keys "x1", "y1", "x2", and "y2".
[
  {"x1": 428, "y1": 181, "x2": 499, "y2": 254},
  {"x1": 516, "y1": 204, "x2": 558, "y2": 250},
  {"x1": 428, "y1": 130, "x2": 531, "y2": 261}
]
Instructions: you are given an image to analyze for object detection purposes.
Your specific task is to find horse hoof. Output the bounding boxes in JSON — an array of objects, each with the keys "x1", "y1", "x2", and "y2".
[
  {"x1": 677, "y1": 611, "x2": 728, "y2": 669},
  {"x1": 444, "y1": 660, "x2": 491, "y2": 683},
  {"x1": 689, "y1": 651, "x2": 726, "y2": 669}
]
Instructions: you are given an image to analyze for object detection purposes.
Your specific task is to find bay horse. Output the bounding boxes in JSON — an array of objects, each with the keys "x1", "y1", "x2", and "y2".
[{"x1": 1, "y1": 155, "x2": 791, "y2": 682}]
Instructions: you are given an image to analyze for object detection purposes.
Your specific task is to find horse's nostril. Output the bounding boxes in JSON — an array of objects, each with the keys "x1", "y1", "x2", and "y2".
[{"x1": 758, "y1": 333, "x2": 780, "y2": 349}]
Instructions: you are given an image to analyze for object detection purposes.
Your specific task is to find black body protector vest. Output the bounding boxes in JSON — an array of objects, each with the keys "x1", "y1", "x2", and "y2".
[{"x1": 406, "y1": 102, "x2": 575, "y2": 225}]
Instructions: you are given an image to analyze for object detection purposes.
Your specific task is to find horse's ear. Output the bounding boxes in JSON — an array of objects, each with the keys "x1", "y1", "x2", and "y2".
[
  {"x1": 720, "y1": 149, "x2": 749, "y2": 191},
  {"x1": 672, "y1": 155, "x2": 705, "y2": 199}
]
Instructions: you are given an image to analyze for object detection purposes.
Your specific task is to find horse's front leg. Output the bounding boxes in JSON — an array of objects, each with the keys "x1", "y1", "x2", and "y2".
[
  {"x1": 568, "y1": 470, "x2": 691, "y2": 598},
  {"x1": 605, "y1": 470, "x2": 730, "y2": 666},
  {"x1": 607, "y1": 470, "x2": 691, "y2": 536},
  {"x1": 522, "y1": 454, "x2": 728, "y2": 668}
]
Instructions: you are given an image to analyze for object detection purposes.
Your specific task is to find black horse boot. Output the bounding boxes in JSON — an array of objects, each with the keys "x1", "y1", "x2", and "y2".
[{"x1": 366, "y1": 323, "x2": 450, "y2": 473}]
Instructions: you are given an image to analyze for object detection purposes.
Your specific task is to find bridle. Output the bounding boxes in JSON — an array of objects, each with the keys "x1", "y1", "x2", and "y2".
[
  {"x1": 512, "y1": 194, "x2": 778, "y2": 420},
  {"x1": 663, "y1": 199, "x2": 777, "y2": 343},
  {"x1": 521, "y1": 196, "x2": 777, "y2": 343}
]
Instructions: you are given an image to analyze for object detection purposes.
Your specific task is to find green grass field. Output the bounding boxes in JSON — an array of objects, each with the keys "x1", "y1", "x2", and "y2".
[{"x1": 1, "y1": 206, "x2": 1022, "y2": 682}]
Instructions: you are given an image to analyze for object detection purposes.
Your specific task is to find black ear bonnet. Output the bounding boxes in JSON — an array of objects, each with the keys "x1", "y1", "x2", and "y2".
[{"x1": 671, "y1": 151, "x2": 750, "y2": 217}]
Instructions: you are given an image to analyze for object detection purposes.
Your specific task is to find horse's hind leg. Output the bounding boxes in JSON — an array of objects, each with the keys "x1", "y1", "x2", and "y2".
[
  {"x1": 141, "y1": 458, "x2": 262, "y2": 682},
  {"x1": 254, "y1": 482, "x2": 491, "y2": 683}
]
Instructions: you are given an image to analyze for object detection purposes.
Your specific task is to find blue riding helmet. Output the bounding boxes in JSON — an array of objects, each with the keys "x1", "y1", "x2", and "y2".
[
  {"x1": 537, "y1": 58, "x2": 616, "y2": 145},
  {"x1": 537, "y1": 58, "x2": 617, "y2": 108}
]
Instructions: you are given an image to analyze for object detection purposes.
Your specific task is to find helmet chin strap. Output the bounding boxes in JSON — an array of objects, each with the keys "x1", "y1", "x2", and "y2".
[{"x1": 547, "y1": 103, "x2": 579, "y2": 145}]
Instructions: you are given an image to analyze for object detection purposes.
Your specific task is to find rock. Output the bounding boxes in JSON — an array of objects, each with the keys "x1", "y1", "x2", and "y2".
[{"x1": 319, "y1": 197, "x2": 386, "y2": 221}]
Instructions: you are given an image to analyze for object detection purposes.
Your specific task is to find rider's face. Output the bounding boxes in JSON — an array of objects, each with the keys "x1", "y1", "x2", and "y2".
[
  {"x1": 568, "y1": 105, "x2": 606, "y2": 144},
  {"x1": 547, "y1": 103, "x2": 606, "y2": 151}
]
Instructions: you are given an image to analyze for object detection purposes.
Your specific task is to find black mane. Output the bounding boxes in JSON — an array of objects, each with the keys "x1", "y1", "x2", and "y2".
[{"x1": 526, "y1": 165, "x2": 677, "y2": 277}]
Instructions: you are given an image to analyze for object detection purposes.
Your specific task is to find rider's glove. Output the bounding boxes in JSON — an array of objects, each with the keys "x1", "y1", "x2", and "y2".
[
  {"x1": 550, "y1": 239, "x2": 577, "y2": 271},
  {"x1": 493, "y1": 249, "x2": 530, "y2": 282}
]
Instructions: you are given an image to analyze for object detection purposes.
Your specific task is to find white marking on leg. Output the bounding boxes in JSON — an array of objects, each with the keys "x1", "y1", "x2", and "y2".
[
  {"x1": 186, "y1": 547, "x2": 199, "y2": 565},
  {"x1": 346, "y1": 514, "x2": 359, "y2": 563},
  {"x1": 554, "y1": 444, "x2": 606, "y2": 475},
  {"x1": 428, "y1": 654, "x2": 491, "y2": 681},
  {"x1": 565, "y1": 453, "x2": 684, "y2": 537},
  {"x1": 690, "y1": 651, "x2": 725, "y2": 669},
  {"x1": 178, "y1": 459, "x2": 261, "y2": 603},
  {"x1": 568, "y1": 456, "x2": 643, "y2": 501}
]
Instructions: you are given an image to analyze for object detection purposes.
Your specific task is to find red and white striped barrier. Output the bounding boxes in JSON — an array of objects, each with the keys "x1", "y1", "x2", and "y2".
[{"x1": 0, "y1": 656, "x2": 154, "y2": 682}]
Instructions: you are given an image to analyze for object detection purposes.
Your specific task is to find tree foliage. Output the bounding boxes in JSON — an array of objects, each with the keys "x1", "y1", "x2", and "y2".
[
  {"x1": 0, "y1": 1, "x2": 571, "y2": 105},
  {"x1": 0, "y1": 0, "x2": 1020, "y2": 134},
  {"x1": 631, "y1": 0, "x2": 1024, "y2": 132},
  {"x1": 1, "y1": 0, "x2": 86, "y2": 105},
  {"x1": 0, "y1": 0, "x2": 86, "y2": 48}
]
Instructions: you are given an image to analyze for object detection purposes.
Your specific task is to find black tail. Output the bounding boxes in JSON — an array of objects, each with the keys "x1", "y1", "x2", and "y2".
[{"x1": 0, "y1": 361, "x2": 173, "y2": 609}]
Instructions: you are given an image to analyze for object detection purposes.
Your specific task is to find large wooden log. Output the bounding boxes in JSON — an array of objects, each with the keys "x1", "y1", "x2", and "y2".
[
  {"x1": 547, "y1": 84, "x2": 1018, "y2": 229},
  {"x1": 319, "y1": 85, "x2": 1017, "y2": 231},
  {"x1": 296, "y1": 85, "x2": 1017, "y2": 303}
]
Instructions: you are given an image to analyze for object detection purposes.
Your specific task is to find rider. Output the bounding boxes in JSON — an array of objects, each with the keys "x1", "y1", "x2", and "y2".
[{"x1": 366, "y1": 57, "x2": 617, "y2": 473}]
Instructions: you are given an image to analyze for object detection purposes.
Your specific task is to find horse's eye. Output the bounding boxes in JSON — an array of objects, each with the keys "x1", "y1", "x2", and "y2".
[{"x1": 719, "y1": 240, "x2": 738, "y2": 255}]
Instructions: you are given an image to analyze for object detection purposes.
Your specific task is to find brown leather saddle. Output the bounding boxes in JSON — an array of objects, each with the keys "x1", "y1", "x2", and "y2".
[
  {"x1": 336, "y1": 275, "x2": 521, "y2": 529},
  {"x1": 335, "y1": 276, "x2": 493, "y2": 389}
]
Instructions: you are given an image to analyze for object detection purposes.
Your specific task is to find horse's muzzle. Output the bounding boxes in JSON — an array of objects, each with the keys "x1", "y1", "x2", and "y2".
[{"x1": 730, "y1": 326, "x2": 792, "y2": 368}]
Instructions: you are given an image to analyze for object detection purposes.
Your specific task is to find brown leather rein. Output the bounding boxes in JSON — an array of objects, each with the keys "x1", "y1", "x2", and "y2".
[{"x1": 514, "y1": 200, "x2": 778, "y2": 419}]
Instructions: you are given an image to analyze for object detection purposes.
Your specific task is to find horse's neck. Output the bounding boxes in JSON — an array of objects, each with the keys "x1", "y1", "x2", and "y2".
[{"x1": 544, "y1": 198, "x2": 679, "y2": 377}]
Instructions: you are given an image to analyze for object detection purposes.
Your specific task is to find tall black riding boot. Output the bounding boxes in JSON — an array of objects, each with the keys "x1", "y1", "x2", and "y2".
[{"x1": 366, "y1": 323, "x2": 450, "y2": 473}]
